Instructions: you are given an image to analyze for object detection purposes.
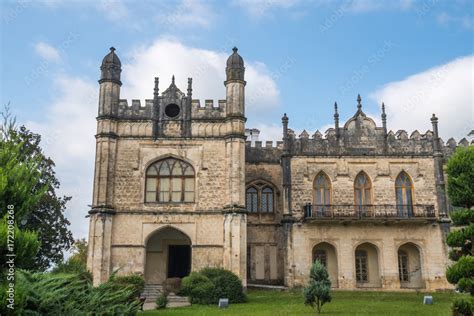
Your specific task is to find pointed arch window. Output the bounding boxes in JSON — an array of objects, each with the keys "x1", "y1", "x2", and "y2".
[
  {"x1": 246, "y1": 182, "x2": 275, "y2": 213},
  {"x1": 355, "y1": 250, "x2": 368, "y2": 282},
  {"x1": 313, "y1": 249, "x2": 327, "y2": 267},
  {"x1": 145, "y1": 158, "x2": 195, "y2": 203},
  {"x1": 396, "y1": 172, "x2": 414, "y2": 217},
  {"x1": 398, "y1": 250, "x2": 409, "y2": 282},
  {"x1": 354, "y1": 172, "x2": 372, "y2": 215},
  {"x1": 314, "y1": 172, "x2": 332, "y2": 216}
]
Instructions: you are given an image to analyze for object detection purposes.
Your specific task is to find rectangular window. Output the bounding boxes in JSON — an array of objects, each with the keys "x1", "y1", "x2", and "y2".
[
  {"x1": 145, "y1": 178, "x2": 157, "y2": 202},
  {"x1": 184, "y1": 178, "x2": 195, "y2": 202},
  {"x1": 159, "y1": 178, "x2": 170, "y2": 202},
  {"x1": 171, "y1": 178, "x2": 181, "y2": 202}
]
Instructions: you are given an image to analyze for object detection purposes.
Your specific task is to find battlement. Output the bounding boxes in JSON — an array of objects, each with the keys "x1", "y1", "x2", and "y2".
[
  {"x1": 191, "y1": 99, "x2": 226, "y2": 119},
  {"x1": 117, "y1": 99, "x2": 152, "y2": 119},
  {"x1": 245, "y1": 140, "x2": 283, "y2": 163}
]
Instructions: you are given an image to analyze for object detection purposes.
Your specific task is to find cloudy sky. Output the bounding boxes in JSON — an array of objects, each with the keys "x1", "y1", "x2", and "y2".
[{"x1": 1, "y1": 0, "x2": 473, "y2": 240}]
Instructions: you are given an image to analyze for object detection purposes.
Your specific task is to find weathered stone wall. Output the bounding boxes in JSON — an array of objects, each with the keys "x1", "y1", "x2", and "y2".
[
  {"x1": 289, "y1": 156, "x2": 438, "y2": 215},
  {"x1": 288, "y1": 222, "x2": 451, "y2": 291}
]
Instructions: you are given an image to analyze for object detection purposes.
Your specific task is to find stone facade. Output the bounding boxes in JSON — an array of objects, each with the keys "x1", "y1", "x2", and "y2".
[{"x1": 87, "y1": 47, "x2": 471, "y2": 291}]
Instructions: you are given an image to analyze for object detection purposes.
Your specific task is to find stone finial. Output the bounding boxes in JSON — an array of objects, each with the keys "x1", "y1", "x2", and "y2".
[
  {"x1": 334, "y1": 102, "x2": 340, "y2": 139},
  {"x1": 100, "y1": 46, "x2": 122, "y2": 84},
  {"x1": 226, "y1": 46, "x2": 245, "y2": 82},
  {"x1": 187, "y1": 78, "x2": 192, "y2": 96},
  {"x1": 172, "y1": 75, "x2": 175, "y2": 85},
  {"x1": 431, "y1": 113, "x2": 439, "y2": 139},
  {"x1": 153, "y1": 77, "x2": 159, "y2": 99},
  {"x1": 282, "y1": 113, "x2": 288, "y2": 124},
  {"x1": 357, "y1": 94, "x2": 362, "y2": 110}
]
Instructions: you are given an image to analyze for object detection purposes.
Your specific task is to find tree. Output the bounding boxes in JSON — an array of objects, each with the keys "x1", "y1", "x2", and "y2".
[
  {"x1": 1, "y1": 106, "x2": 73, "y2": 270},
  {"x1": 446, "y1": 146, "x2": 474, "y2": 209},
  {"x1": 445, "y1": 146, "x2": 474, "y2": 315},
  {"x1": 52, "y1": 238, "x2": 88, "y2": 274},
  {"x1": 303, "y1": 261, "x2": 332, "y2": 314}
]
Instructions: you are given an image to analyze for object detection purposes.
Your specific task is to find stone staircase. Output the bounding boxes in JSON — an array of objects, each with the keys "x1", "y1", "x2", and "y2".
[{"x1": 141, "y1": 284, "x2": 191, "y2": 310}]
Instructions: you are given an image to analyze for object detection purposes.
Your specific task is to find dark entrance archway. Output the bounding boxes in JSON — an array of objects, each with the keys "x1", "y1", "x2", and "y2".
[{"x1": 145, "y1": 226, "x2": 192, "y2": 284}]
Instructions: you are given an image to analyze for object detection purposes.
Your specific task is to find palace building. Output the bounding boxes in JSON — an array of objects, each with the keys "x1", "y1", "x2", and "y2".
[{"x1": 87, "y1": 47, "x2": 469, "y2": 291}]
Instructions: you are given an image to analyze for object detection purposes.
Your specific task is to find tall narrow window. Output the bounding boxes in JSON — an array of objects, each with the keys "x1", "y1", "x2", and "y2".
[
  {"x1": 354, "y1": 172, "x2": 372, "y2": 215},
  {"x1": 313, "y1": 249, "x2": 327, "y2": 267},
  {"x1": 314, "y1": 172, "x2": 331, "y2": 216},
  {"x1": 261, "y1": 187, "x2": 274, "y2": 213},
  {"x1": 396, "y1": 172, "x2": 414, "y2": 217},
  {"x1": 355, "y1": 250, "x2": 368, "y2": 282},
  {"x1": 246, "y1": 187, "x2": 258, "y2": 213},
  {"x1": 398, "y1": 250, "x2": 409, "y2": 282},
  {"x1": 145, "y1": 158, "x2": 195, "y2": 203}
]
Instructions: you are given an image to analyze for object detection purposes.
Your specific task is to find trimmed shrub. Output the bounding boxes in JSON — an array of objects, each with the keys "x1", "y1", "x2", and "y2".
[
  {"x1": 180, "y1": 268, "x2": 246, "y2": 305},
  {"x1": 156, "y1": 293, "x2": 168, "y2": 309},
  {"x1": 180, "y1": 272, "x2": 215, "y2": 304},
  {"x1": 201, "y1": 267, "x2": 246, "y2": 303}
]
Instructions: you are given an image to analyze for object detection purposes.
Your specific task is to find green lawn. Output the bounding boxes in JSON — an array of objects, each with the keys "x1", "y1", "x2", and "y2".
[{"x1": 141, "y1": 289, "x2": 462, "y2": 316}]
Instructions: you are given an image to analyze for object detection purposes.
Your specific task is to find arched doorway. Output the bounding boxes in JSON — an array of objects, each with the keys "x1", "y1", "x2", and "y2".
[
  {"x1": 398, "y1": 243, "x2": 423, "y2": 288},
  {"x1": 312, "y1": 242, "x2": 338, "y2": 288},
  {"x1": 145, "y1": 226, "x2": 192, "y2": 284},
  {"x1": 354, "y1": 242, "x2": 380, "y2": 288}
]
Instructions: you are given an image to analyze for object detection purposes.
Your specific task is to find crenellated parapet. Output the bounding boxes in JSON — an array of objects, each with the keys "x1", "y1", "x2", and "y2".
[
  {"x1": 245, "y1": 140, "x2": 283, "y2": 163},
  {"x1": 191, "y1": 99, "x2": 226, "y2": 119},
  {"x1": 117, "y1": 99, "x2": 153, "y2": 119}
]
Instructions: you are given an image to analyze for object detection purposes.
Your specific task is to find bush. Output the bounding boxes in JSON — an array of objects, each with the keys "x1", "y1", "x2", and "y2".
[
  {"x1": 0, "y1": 270, "x2": 143, "y2": 315},
  {"x1": 201, "y1": 267, "x2": 246, "y2": 303},
  {"x1": 156, "y1": 293, "x2": 168, "y2": 309},
  {"x1": 109, "y1": 274, "x2": 145, "y2": 298},
  {"x1": 180, "y1": 272, "x2": 215, "y2": 304},
  {"x1": 180, "y1": 268, "x2": 246, "y2": 305},
  {"x1": 452, "y1": 298, "x2": 474, "y2": 316}
]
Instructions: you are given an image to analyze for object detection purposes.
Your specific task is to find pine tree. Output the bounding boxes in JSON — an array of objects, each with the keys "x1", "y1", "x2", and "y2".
[{"x1": 304, "y1": 261, "x2": 332, "y2": 314}]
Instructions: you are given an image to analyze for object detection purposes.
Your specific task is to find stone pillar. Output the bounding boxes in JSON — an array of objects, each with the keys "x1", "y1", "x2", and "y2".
[
  {"x1": 223, "y1": 213, "x2": 247, "y2": 286},
  {"x1": 281, "y1": 114, "x2": 292, "y2": 215},
  {"x1": 431, "y1": 114, "x2": 448, "y2": 217},
  {"x1": 87, "y1": 212, "x2": 114, "y2": 286}
]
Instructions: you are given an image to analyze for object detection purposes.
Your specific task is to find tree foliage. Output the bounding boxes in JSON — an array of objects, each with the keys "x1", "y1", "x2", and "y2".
[
  {"x1": 1, "y1": 106, "x2": 73, "y2": 270},
  {"x1": 446, "y1": 146, "x2": 474, "y2": 209},
  {"x1": 303, "y1": 261, "x2": 332, "y2": 314},
  {"x1": 446, "y1": 146, "x2": 474, "y2": 315}
]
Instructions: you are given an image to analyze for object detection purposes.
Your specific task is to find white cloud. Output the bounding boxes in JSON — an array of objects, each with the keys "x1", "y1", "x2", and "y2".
[
  {"x1": 121, "y1": 38, "x2": 280, "y2": 115},
  {"x1": 34, "y1": 41, "x2": 61, "y2": 63},
  {"x1": 369, "y1": 55, "x2": 474, "y2": 140},
  {"x1": 347, "y1": 0, "x2": 413, "y2": 13},
  {"x1": 437, "y1": 12, "x2": 473, "y2": 30},
  {"x1": 27, "y1": 75, "x2": 98, "y2": 239},
  {"x1": 155, "y1": 0, "x2": 216, "y2": 28},
  {"x1": 96, "y1": 0, "x2": 129, "y2": 21},
  {"x1": 233, "y1": 0, "x2": 301, "y2": 17}
]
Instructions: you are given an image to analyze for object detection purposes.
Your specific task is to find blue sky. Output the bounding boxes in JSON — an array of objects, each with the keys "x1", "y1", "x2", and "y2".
[{"x1": 1, "y1": 0, "x2": 473, "y2": 239}]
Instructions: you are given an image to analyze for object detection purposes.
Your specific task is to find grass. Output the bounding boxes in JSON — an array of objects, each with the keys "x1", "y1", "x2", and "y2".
[{"x1": 141, "y1": 289, "x2": 462, "y2": 316}]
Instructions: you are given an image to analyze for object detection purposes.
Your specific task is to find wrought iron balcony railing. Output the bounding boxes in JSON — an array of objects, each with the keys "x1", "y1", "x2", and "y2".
[{"x1": 303, "y1": 204, "x2": 436, "y2": 219}]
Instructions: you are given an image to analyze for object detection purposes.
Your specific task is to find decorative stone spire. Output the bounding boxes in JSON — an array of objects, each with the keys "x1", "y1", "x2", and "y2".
[
  {"x1": 334, "y1": 102, "x2": 340, "y2": 138},
  {"x1": 172, "y1": 75, "x2": 175, "y2": 85},
  {"x1": 381, "y1": 102, "x2": 387, "y2": 133},
  {"x1": 100, "y1": 46, "x2": 122, "y2": 85},
  {"x1": 225, "y1": 47, "x2": 245, "y2": 83},
  {"x1": 357, "y1": 94, "x2": 362, "y2": 110},
  {"x1": 187, "y1": 78, "x2": 192, "y2": 97},
  {"x1": 153, "y1": 77, "x2": 159, "y2": 99},
  {"x1": 431, "y1": 113, "x2": 440, "y2": 153}
]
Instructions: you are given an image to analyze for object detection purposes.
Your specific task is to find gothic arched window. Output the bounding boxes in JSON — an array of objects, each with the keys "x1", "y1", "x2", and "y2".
[
  {"x1": 395, "y1": 172, "x2": 414, "y2": 217},
  {"x1": 145, "y1": 158, "x2": 195, "y2": 203},
  {"x1": 398, "y1": 250, "x2": 409, "y2": 282},
  {"x1": 313, "y1": 249, "x2": 328, "y2": 267},
  {"x1": 246, "y1": 182, "x2": 275, "y2": 213},
  {"x1": 355, "y1": 250, "x2": 368, "y2": 282},
  {"x1": 246, "y1": 187, "x2": 258, "y2": 213},
  {"x1": 354, "y1": 172, "x2": 372, "y2": 214},
  {"x1": 314, "y1": 172, "x2": 331, "y2": 215}
]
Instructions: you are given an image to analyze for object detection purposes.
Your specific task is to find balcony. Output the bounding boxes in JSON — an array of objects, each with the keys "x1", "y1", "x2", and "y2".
[{"x1": 303, "y1": 204, "x2": 436, "y2": 221}]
